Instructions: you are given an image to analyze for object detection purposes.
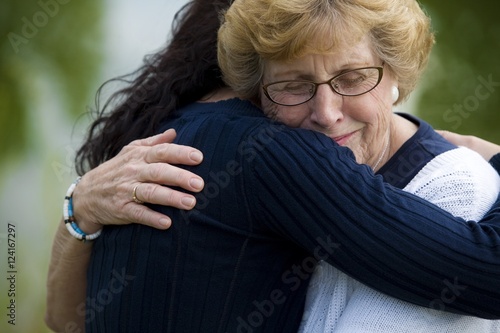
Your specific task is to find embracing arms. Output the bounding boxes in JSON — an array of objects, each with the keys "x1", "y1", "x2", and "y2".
[
  {"x1": 241, "y1": 127, "x2": 500, "y2": 318},
  {"x1": 45, "y1": 129, "x2": 204, "y2": 331},
  {"x1": 45, "y1": 130, "x2": 500, "y2": 331}
]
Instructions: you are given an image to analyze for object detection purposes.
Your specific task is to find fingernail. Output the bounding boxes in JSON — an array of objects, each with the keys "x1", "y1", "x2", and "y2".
[
  {"x1": 190, "y1": 178, "x2": 204, "y2": 190},
  {"x1": 159, "y1": 218, "x2": 171, "y2": 227},
  {"x1": 181, "y1": 197, "x2": 196, "y2": 208},
  {"x1": 189, "y1": 151, "x2": 203, "y2": 163}
]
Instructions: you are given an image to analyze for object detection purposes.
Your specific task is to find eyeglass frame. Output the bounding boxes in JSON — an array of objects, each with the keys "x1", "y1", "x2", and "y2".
[{"x1": 261, "y1": 65, "x2": 384, "y2": 106}]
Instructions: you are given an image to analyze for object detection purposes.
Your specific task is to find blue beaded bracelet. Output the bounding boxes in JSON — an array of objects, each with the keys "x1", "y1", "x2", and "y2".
[{"x1": 63, "y1": 177, "x2": 102, "y2": 242}]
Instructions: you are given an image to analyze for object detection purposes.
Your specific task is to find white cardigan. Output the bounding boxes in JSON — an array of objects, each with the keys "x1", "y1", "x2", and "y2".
[{"x1": 299, "y1": 147, "x2": 500, "y2": 333}]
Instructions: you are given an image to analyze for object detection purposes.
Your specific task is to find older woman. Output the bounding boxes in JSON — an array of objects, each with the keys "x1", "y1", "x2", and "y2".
[
  {"x1": 218, "y1": 0, "x2": 500, "y2": 331},
  {"x1": 46, "y1": 0, "x2": 500, "y2": 332}
]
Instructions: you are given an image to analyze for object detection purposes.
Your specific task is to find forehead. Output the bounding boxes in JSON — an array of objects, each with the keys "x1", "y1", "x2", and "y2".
[{"x1": 264, "y1": 37, "x2": 375, "y2": 76}]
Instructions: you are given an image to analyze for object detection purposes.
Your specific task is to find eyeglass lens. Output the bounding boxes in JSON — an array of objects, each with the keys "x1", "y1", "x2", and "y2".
[{"x1": 264, "y1": 67, "x2": 382, "y2": 106}]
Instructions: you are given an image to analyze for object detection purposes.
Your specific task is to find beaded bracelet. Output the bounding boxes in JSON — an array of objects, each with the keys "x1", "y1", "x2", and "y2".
[{"x1": 63, "y1": 176, "x2": 102, "y2": 242}]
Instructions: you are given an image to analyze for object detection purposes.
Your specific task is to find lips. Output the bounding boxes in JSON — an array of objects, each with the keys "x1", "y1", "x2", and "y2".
[{"x1": 332, "y1": 131, "x2": 357, "y2": 145}]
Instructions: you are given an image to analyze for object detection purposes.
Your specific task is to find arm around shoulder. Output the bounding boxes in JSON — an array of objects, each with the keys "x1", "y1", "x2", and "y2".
[
  {"x1": 243, "y1": 127, "x2": 500, "y2": 318},
  {"x1": 436, "y1": 130, "x2": 500, "y2": 162}
]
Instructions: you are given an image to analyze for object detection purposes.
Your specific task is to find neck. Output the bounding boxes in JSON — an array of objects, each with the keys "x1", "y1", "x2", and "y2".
[
  {"x1": 375, "y1": 113, "x2": 418, "y2": 171},
  {"x1": 199, "y1": 87, "x2": 239, "y2": 103}
]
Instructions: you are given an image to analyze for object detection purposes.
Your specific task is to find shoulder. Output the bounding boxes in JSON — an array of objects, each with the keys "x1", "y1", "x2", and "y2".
[
  {"x1": 395, "y1": 113, "x2": 457, "y2": 154},
  {"x1": 404, "y1": 147, "x2": 500, "y2": 220},
  {"x1": 162, "y1": 98, "x2": 269, "y2": 131},
  {"x1": 380, "y1": 114, "x2": 456, "y2": 187},
  {"x1": 239, "y1": 124, "x2": 357, "y2": 171}
]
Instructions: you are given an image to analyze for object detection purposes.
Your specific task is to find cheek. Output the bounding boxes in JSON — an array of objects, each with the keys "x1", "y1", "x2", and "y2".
[
  {"x1": 349, "y1": 94, "x2": 392, "y2": 162},
  {"x1": 357, "y1": 89, "x2": 393, "y2": 124},
  {"x1": 346, "y1": 98, "x2": 380, "y2": 126}
]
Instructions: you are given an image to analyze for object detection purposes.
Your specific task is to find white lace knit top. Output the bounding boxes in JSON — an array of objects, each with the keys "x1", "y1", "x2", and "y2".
[{"x1": 299, "y1": 147, "x2": 500, "y2": 333}]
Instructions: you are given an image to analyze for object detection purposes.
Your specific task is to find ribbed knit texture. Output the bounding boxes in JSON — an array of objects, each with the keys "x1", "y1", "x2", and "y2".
[
  {"x1": 300, "y1": 145, "x2": 500, "y2": 332},
  {"x1": 87, "y1": 100, "x2": 500, "y2": 332}
]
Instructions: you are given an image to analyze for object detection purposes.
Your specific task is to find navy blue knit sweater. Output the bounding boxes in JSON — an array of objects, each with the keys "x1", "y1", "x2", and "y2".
[{"x1": 87, "y1": 99, "x2": 500, "y2": 332}]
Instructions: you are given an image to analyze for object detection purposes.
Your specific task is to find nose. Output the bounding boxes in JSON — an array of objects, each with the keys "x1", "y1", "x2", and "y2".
[{"x1": 309, "y1": 84, "x2": 344, "y2": 128}]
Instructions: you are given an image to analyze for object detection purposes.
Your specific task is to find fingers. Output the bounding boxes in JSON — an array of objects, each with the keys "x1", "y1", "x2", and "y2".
[
  {"x1": 145, "y1": 142, "x2": 203, "y2": 166},
  {"x1": 126, "y1": 204, "x2": 173, "y2": 229},
  {"x1": 435, "y1": 130, "x2": 457, "y2": 142},
  {"x1": 139, "y1": 162, "x2": 204, "y2": 193},
  {"x1": 79, "y1": 129, "x2": 204, "y2": 232},
  {"x1": 434, "y1": 129, "x2": 448, "y2": 138},
  {"x1": 436, "y1": 130, "x2": 499, "y2": 161},
  {"x1": 134, "y1": 182, "x2": 198, "y2": 210},
  {"x1": 161, "y1": 128, "x2": 178, "y2": 143},
  {"x1": 121, "y1": 129, "x2": 203, "y2": 167},
  {"x1": 130, "y1": 128, "x2": 177, "y2": 147},
  {"x1": 435, "y1": 130, "x2": 472, "y2": 147}
]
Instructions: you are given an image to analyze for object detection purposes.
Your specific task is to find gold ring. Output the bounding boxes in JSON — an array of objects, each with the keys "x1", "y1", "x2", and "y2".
[{"x1": 132, "y1": 185, "x2": 144, "y2": 204}]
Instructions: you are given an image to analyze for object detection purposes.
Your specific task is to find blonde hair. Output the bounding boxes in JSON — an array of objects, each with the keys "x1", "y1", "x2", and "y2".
[{"x1": 218, "y1": 0, "x2": 435, "y2": 104}]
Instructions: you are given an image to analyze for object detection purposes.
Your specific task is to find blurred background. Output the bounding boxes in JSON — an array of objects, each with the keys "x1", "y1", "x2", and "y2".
[{"x1": 0, "y1": 0, "x2": 498, "y2": 332}]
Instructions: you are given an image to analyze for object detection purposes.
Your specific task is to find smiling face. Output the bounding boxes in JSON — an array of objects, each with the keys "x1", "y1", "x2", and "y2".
[{"x1": 260, "y1": 37, "x2": 398, "y2": 168}]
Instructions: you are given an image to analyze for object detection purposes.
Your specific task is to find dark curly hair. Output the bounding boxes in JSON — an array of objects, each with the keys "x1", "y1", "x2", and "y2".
[{"x1": 75, "y1": 0, "x2": 230, "y2": 175}]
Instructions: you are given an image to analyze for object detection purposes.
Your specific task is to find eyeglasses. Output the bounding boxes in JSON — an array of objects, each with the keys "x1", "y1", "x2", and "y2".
[{"x1": 262, "y1": 66, "x2": 384, "y2": 106}]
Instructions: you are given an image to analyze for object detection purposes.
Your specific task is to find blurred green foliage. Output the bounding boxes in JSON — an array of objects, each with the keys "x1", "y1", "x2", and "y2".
[
  {"x1": 0, "y1": 1, "x2": 498, "y2": 332},
  {"x1": 0, "y1": 2, "x2": 103, "y2": 332},
  {"x1": 0, "y1": 0, "x2": 103, "y2": 167},
  {"x1": 418, "y1": 0, "x2": 500, "y2": 142}
]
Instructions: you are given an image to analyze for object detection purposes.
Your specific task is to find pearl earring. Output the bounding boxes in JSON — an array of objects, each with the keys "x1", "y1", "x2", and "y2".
[{"x1": 392, "y1": 86, "x2": 400, "y2": 104}]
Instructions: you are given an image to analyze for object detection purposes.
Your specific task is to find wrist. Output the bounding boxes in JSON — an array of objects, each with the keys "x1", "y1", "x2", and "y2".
[
  {"x1": 63, "y1": 177, "x2": 102, "y2": 242},
  {"x1": 75, "y1": 217, "x2": 103, "y2": 235},
  {"x1": 71, "y1": 175, "x2": 103, "y2": 234}
]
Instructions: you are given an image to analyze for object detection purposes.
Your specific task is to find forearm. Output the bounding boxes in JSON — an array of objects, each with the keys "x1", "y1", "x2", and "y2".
[
  {"x1": 247, "y1": 128, "x2": 500, "y2": 318},
  {"x1": 45, "y1": 218, "x2": 92, "y2": 332},
  {"x1": 45, "y1": 130, "x2": 204, "y2": 331},
  {"x1": 437, "y1": 130, "x2": 500, "y2": 161}
]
